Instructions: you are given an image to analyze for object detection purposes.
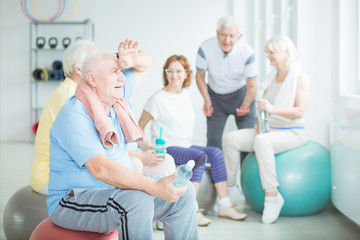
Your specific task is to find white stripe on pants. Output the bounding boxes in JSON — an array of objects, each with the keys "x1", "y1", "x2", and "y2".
[{"x1": 223, "y1": 128, "x2": 307, "y2": 190}]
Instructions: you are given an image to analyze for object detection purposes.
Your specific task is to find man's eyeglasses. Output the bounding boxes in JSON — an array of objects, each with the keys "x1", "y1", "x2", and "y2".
[{"x1": 165, "y1": 69, "x2": 186, "y2": 76}]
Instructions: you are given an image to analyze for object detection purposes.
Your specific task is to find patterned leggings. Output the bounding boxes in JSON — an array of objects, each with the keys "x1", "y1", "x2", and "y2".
[{"x1": 167, "y1": 145, "x2": 228, "y2": 184}]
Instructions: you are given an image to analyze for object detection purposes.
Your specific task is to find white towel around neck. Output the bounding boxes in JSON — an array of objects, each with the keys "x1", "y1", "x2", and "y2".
[{"x1": 261, "y1": 62, "x2": 303, "y2": 122}]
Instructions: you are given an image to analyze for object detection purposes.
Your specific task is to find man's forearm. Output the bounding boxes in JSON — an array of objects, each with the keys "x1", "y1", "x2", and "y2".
[
  {"x1": 86, "y1": 155, "x2": 184, "y2": 203},
  {"x1": 243, "y1": 78, "x2": 257, "y2": 106},
  {"x1": 131, "y1": 50, "x2": 152, "y2": 73},
  {"x1": 196, "y1": 70, "x2": 210, "y2": 102},
  {"x1": 86, "y1": 155, "x2": 156, "y2": 193}
]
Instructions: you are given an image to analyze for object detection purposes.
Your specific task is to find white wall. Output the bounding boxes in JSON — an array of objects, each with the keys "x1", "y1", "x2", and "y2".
[
  {"x1": 0, "y1": 0, "x2": 231, "y2": 143},
  {"x1": 296, "y1": 0, "x2": 332, "y2": 147},
  {"x1": 0, "y1": 0, "x2": 332, "y2": 149}
]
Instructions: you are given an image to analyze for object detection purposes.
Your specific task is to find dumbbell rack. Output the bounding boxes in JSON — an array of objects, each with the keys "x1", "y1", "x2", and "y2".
[{"x1": 29, "y1": 20, "x2": 94, "y2": 138}]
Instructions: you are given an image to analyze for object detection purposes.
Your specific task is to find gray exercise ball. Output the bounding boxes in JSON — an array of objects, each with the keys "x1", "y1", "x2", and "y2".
[
  {"x1": 196, "y1": 166, "x2": 217, "y2": 213},
  {"x1": 3, "y1": 185, "x2": 48, "y2": 240}
]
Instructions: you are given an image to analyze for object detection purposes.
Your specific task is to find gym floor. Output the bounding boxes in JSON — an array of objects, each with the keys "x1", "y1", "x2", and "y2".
[{"x1": 1, "y1": 142, "x2": 359, "y2": 240}]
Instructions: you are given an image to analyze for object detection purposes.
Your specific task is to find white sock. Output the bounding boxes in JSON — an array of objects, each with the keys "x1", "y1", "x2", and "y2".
[
  {"x1": 227, "y1": 185, "x2": 237, "y2": 193},
  {"x1": 218, "y1": 197, "x2": 232, "y2": 208},
  {"x1": 265, "y1": 188, "x2": 279, "y2": 202},
  {"x1": 265, "y1": 195, "x2": 278, "y2": 203},
  {"x1": 195, "y1": 200, "x2": 199, "y2": 211},
  {"x1": 265, "y1": 187, "x2": 278, "y2": 193}
]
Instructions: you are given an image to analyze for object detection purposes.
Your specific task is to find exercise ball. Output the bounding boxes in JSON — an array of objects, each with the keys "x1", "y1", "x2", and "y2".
[
  {"x1": 3, "y1": 185, "x2": 48, "y2": 240},
  {"x1": 197, "y1": 165, "x2": 217, "y2": 213},
  {"x1": 30, "y1": 218, "x2": 119, "y2": 240},
  {"x1": 241, "y1": 141, "x2": 331, "y2": 216},
  {"x1": 32, "y1": 121, "x2": 39, "y2": 135}
]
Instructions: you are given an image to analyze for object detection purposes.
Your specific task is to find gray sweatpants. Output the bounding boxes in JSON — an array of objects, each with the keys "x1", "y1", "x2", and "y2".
[
  {"x1": 50, "y1": 182, "x2": 198, "y2": 240},
  {"x1": 207, "y1": 85, "x2": 256, "y2": 149}
]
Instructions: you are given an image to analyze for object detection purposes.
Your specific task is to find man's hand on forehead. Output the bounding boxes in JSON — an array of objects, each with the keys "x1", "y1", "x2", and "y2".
[{"x1": 117, "y1": 38, "x2": 140, "y2": 69}]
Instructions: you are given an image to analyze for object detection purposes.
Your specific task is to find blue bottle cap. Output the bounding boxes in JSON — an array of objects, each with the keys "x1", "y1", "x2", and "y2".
[{"x1": 155, "y1": 138, "x2": 165, "y2": 145}]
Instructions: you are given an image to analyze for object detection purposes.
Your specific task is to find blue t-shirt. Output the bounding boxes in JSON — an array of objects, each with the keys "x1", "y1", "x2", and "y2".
[{"x1": 47, "y1": 69, "x2": 136, "y2": 217}]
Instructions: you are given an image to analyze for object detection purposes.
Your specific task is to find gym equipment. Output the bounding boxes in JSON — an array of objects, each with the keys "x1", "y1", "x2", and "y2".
[
  {"x1": 21, "y1": 0, "x2": 80, "y2": 23},
  {"x1": 30, "y1": 218, "x2": 119, "y2": 240},
  {"x1": 241, "y1": 141, "x2": 331, "y2": 216},
  {"x1": 48, "y1": 37, "x2": 58, "y2": 49},
  {"x1": 49, "y1": 70, "x2": 63, "y2": 81},
  {"x1": 3, "y1": 185, "x2": 48, "y2": 240},
  {"x1": 33, "y1": 60, "x2": 64, "y2": 81},
  {"x1": 197, "y1": 165, "x2": 217, "y2": 213},
  {"x1": 32, "y1": 68, "x2": 49, "y2": 81},
  {"x1": 29, "y1": 0, "x2": 62, "y2": 22},
  {"x1": 57, "y1": 0, "x2": 80, "y2": 22},
  {"x1": 62, "y1": 37, "x2": 71, "y2": 48},
  {"x1": 32, "y1": 121, "x2": 39, "y2": 135},
  {"x1": 35, "y1": 37, "x2": 45, "y2": 48},
  {"x1": 52, "y1": 60, "x2": 63, "y2": 71}
]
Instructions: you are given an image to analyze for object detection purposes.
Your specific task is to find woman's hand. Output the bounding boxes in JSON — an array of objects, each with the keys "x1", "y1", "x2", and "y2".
[
  {"x1": 140, "y1": 149, "x2": 165, "y2": 166},
  {"x1": 256, "y1": 99, "x2": 274, "y2": 113}
]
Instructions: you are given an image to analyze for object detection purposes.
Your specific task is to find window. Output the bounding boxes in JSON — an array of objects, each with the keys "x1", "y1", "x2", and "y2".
[
  {"x1": 336, "y1": 0, "x2": 360, "y2": 97},
  {"x1": 234, "y1": 0, "x2": 297, "y2": 96}
]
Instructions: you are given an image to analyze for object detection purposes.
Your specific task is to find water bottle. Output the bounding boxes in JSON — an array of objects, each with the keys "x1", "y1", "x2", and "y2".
[
  {"x1": 172, "y1": 160, "x2": 195, "y2": 187},
  {"x1": 154, "y1": 127, "x2": 166, "y2": 158},
  {"x1": 154, "y1": 138, "x2": 166, "y2": 158},
  {"x1": 258, "y1": 110, "x2": 270, "y2": 134}
]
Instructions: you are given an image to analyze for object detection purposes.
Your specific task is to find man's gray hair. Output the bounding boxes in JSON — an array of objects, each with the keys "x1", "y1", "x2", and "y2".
[
  {"x1": 63, "y1": 39, "x2": 96, "y2": 77},
  {"x1": 264, "y1": 35, "x2": 297, "y2": 65},
  {"x1": 81, "y1": 50, "x2": 111, "y2": 81},
  {"x1": 217, "y1": 16, "x2": 242, "y2": 36}
]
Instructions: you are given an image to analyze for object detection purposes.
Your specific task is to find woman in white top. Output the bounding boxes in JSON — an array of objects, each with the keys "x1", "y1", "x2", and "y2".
[
  {"x1": 138, "y1": 55, "x2": 248, "y2": 227},
  {"x1": 223, "y1": 35, "x2": 310, "y2": 224}
]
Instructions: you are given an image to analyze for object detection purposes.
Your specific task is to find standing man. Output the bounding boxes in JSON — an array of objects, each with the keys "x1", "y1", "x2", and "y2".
[{"x1": 196, "y1": 16, "x2": 257, "y2": 150}]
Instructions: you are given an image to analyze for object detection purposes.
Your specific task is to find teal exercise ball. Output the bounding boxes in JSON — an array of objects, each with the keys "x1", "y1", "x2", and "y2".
[{"x1": 241, "y1": 141, "x2": 331, "y2": 216}]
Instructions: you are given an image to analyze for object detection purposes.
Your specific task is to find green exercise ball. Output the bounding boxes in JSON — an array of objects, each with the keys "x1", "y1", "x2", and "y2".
[{"x1": 241, "y1": 141, "x2": 331, "y2": 216}]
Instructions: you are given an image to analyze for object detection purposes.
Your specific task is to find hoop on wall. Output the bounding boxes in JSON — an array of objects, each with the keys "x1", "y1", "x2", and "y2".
[
  {"x1": 57, "y1": 0, "x2": 80, "y2": 22},
  {"x1": 21, "y1": 0, "x2": 37, "y2": 22},
  {"x1": 30, "y1": 0, "x2": 62, "y2": 22},
  {"x1": 51, "y1": 0, "x2": 66, "y2": 21},
  {"x1": 21, "y1": 0, "x2": 80, "y2": 22}
]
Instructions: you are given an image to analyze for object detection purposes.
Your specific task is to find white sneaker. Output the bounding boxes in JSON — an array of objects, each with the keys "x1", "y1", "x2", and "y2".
[
  {"x1": 227, "y1": 185, "x2": 244, "y2": 204},
  {"x1": 197, "y1": 209, "x2": 212, "y2": 226},
  {"x1": 262, "y1": 193, "x2": 285, "y2": 224},
  {"x1": 218, "y1": 205, "x2": 247, "y2": 221},
  {"x1": 155, "y1": 221, "x2": 163, "y2": 230}
]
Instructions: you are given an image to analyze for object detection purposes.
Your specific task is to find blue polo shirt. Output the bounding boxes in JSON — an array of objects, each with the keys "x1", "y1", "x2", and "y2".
[{"x1": 47, "y1": 69, "x2": 136, "y2": 217}]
